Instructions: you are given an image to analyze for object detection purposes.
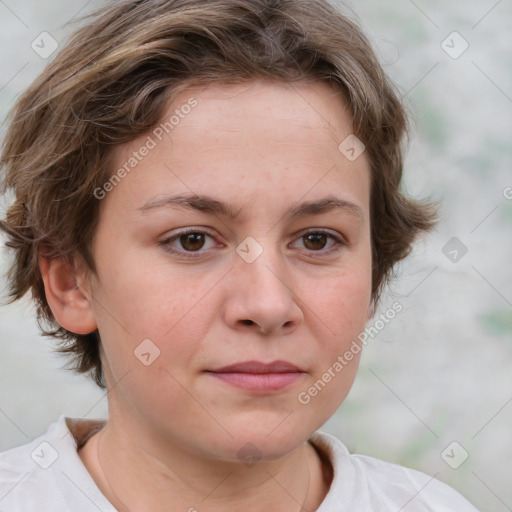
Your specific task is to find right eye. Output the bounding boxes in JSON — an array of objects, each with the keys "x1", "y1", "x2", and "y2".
[{"x1": 160, "y1": 229, "x2": 220, "y2": 257}]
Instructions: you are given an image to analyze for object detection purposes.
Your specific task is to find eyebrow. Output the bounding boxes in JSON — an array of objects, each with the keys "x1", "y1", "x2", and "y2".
[{"x1": 139, "y1": 193, "x2": 363, "y2": 222}]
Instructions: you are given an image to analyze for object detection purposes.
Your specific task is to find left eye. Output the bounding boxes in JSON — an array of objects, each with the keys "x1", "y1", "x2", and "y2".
[{"x1": 292, "y1": 231, "x2": 342, "y2": 252}]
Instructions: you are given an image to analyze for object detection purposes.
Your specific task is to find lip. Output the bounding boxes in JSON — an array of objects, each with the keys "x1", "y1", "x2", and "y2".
[
  {"x1": 210, "y1": 360, "x2": 304, "y2": 373},
  {"x1": 205, "y1": 360, "x2": 306, "y2": 393}
]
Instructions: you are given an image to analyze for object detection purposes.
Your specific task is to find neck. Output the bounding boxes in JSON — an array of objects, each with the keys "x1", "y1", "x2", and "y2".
[{"x1": 78, "y1": 417, "x2": 331, "y2": 512}]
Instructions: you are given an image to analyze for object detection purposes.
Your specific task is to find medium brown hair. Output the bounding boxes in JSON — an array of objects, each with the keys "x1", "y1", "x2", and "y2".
[{"x1": 0, "y1": 0, "x2": 436, "y2": 389}]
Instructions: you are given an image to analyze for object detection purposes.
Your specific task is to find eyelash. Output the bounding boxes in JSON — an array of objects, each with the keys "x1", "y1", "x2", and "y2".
[{"x1": 160, "y1": 228, "x2": 346, "y2": 259}]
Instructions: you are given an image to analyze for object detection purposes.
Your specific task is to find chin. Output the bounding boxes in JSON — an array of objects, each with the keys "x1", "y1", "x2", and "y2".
[{"x1": 213, "y1": 417, "x2": 315, "y2": 464}]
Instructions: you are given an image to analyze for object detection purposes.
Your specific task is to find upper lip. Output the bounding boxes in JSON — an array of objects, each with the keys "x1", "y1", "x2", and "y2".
[{"x1": 208, "y1": 360, "x2": 304, "y2": 373}]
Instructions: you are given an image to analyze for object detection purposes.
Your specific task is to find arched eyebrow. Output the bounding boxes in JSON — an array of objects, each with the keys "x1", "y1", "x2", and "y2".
[{"x1": 139, "y1": 193, "x2": 363, "y2": 223}]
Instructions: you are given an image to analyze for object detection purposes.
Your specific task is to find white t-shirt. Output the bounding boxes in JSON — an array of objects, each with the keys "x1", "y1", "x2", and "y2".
[{"x1": 0, "y1": 415, "x2": 479, "y2": 511}]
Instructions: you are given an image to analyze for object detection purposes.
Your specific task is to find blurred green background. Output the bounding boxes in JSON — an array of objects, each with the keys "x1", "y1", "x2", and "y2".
[{"x1": 0, "y1": 1, "x2": 511, "y2": 511}]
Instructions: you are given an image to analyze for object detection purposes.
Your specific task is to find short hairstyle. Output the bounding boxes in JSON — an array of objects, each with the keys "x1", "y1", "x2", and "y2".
[{"x1": 0, "y1": 0, "x2": 436, "y2": 389}]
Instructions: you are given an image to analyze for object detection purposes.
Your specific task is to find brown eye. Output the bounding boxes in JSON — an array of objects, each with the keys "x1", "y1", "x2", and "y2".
[
  {"x1": 291, "y1": 230, "x2": 345, "y2": 255},
  {"x1": 179, "y1": 233, "x2": 206, "y2": 251},
  {"x1": 302, "y1": 233, "x2": 328, "y2": 250},
  {"x1": 161, "y1": 230, "x2": 217, "y2": 257}
]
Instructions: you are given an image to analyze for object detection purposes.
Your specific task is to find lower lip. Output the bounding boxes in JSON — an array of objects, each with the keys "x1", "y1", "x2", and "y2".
[{"x1": 207, "y1": 372, "x2": 303, "y2": 392}]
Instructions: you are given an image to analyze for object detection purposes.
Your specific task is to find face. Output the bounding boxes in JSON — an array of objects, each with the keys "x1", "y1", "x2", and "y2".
[{"x1": 83, "y1": 80, "x2": 373, "y2": 462}]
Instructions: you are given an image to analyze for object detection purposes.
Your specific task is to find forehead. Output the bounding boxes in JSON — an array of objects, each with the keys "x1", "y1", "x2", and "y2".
[
  {"x1": 170, "y1": 79, "x2": 353, "y2": 141},
  {"x1": 102, "y1": 79, "x2": 370, "y2": 220},
  {"x1": 111, "y1": 78, "x2": 357, "y2": 158}
]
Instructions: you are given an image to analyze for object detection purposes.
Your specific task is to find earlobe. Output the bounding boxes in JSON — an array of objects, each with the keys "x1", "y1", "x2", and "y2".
[{"x1": 39, "y1": 256, "x2": 98, "y2": 335}]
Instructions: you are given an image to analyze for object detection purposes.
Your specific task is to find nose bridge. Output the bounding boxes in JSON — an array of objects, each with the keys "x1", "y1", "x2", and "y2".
[
  {"x1": 226, "y1": 234, "x2": 303, "y2": 333},
  {"x1": 236, "y1": 234, "x2": 290, "y2": 299}
]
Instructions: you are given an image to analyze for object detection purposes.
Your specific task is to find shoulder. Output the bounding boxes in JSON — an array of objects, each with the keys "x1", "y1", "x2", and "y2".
[
  {"x1": 0, "y1": 415, "x2": 111, "y2": 512},
  {"x1": 310, "y1": 431, "x2": 480, "y2": 512},
  {"x1": 351, "y1": 451, "x2": 478, "y2": 510},
  {"x1": 0, "y1": 419, "x2": 67, "y2": 511}
]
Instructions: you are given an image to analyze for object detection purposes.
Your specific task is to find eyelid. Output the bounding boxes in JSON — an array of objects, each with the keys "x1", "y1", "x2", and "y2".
[
  {"x1": 290, "y1": 228, "x2": 347, "y2": 253},
  {"x1": 160, "y1": 227, "x2": 347, "y2": 258},
  {"x1": 160, "y1": 227, "x2": 220, "y2": 251},
  {"x1": 293, "y1": 227, "x2": 347, "y2": 244}
]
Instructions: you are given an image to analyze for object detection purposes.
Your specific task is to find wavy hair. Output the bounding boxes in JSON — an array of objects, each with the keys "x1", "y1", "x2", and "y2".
[{"x1": 0, "y1": 0, "x2": 436, "y2": 388}]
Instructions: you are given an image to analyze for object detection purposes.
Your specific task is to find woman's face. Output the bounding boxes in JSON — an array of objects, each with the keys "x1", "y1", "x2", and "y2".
[{"x1": 83, "y1": 80, "x2": 373, "y2": 461}]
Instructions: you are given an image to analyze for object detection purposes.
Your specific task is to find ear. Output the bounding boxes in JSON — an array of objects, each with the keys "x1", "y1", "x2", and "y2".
[{"x1": 39, "y1": 256, "x2": 97, "y2": 335}]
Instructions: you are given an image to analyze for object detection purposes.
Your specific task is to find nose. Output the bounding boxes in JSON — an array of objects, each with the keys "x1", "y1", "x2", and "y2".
[{"x1": 222, "y1": 243, "x2": 304, "y2": 336}]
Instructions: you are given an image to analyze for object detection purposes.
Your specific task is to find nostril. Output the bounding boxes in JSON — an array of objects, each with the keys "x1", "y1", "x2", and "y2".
[{"x1": 241, "y1": 319, "x2": 254, "y2": 326}]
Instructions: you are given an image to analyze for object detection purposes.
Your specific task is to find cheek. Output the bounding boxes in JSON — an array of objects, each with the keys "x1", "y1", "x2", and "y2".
[
  {"x1": 98, "y1": 249, "x2": 215, "y2": 327},
  {"x1": 92, "y1": 261, "x2": 222, "y2": 375},
  {"x1": 295, "y1": 271, "x2": 369, "y2": 423},
  {"x1": 307, "y1": 263, "x2": 372, "y2": 337}
]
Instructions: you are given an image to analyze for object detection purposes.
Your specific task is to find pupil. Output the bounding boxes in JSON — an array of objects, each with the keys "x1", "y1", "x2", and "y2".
[{"x1": 182, "y1": 233, "x2": 205, "y2": 251}]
